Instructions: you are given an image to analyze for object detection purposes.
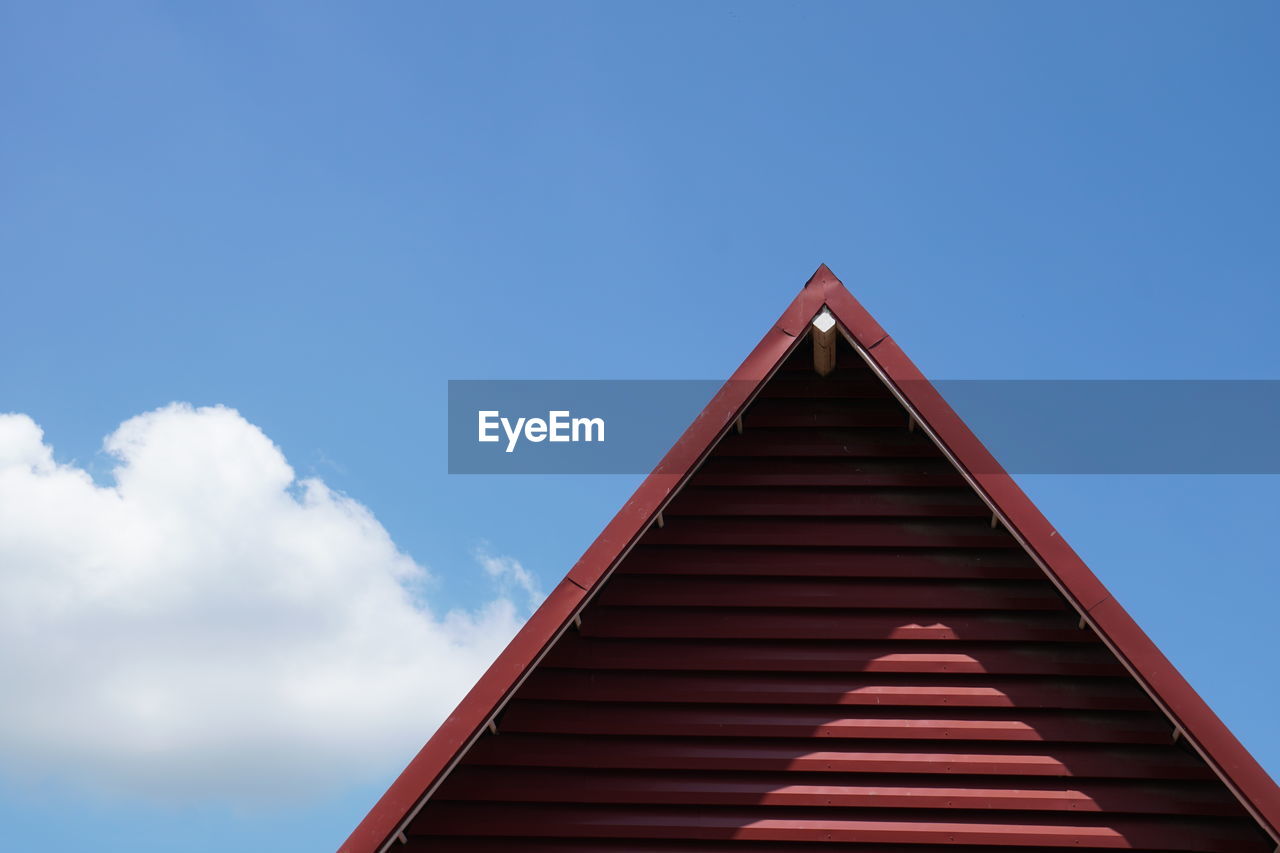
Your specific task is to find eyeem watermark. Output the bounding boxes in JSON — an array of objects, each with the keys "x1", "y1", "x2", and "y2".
[
  {"x1": 478, "y1": 410, "x2": 605, "y2": 453},
  {"x1": 449, "y1": 380, "x2": 722, "y2": 473}
]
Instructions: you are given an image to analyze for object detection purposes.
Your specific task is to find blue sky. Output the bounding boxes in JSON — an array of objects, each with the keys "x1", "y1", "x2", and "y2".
[{"x1": 2, "y1": 2, "x2": 1278, "y2": 850}]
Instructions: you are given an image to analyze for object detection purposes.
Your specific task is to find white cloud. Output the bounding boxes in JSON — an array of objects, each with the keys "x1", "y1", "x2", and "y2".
[
  {"x1": 0, "y1": 404, "x2": 535, "y2": 803},
  {"x1": 473, "y1": 544, "x2": 545, "y2": 612}
]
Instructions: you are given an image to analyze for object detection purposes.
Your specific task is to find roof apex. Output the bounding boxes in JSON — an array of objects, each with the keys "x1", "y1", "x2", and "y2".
[{"x1": 805, "y1": 262, "x2": 837, "y2": 288}]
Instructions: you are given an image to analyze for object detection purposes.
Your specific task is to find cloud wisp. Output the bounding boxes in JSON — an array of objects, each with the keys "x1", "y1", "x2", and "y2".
[
  {"x1": 0, "y1": 404, "x2": 532, "y2": 803},
  {"x1": 473, "y1": 545, "x2": 545, "y2": 612}
]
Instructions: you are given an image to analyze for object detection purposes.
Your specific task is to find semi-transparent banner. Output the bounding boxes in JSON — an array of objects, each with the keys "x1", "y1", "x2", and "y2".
[{"x1": 447, "y1": 380, "x2": 1280, "y2": 474}]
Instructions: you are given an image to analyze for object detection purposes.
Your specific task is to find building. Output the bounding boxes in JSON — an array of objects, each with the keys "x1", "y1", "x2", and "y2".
[{"x1": 342, "y1": 266, "x2": 1279, "y2": 852}]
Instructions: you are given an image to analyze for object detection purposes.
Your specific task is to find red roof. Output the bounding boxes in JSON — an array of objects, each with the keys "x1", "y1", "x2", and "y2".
[{"x1": 341, "y1": 266, "x2": 1279, "y2": 852}]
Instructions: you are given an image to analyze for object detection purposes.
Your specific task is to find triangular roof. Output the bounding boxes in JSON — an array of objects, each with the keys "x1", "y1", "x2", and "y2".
[{"x1": 341, "y1": 266, "x2": 1279, "y2": 852}]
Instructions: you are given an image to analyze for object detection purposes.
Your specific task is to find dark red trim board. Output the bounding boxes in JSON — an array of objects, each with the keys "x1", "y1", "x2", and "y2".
[{"x1": 340, "y1": 266, "x2": 1278, "y2": 852}]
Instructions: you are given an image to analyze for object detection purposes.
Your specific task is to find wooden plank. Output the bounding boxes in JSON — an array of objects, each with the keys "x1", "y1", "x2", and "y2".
[
  {"x1": 713, "y1": 428, "x2": 940, "y2": 458},
  {"x1": 641, "y1": 518, "x2": 1021, "y2": 548},
  {"x1": 744, "y1": 408, "x2": 909, "y2": 429},
  {"x1": 697, "y1": 453, "x2": 959, "y2": 472},
  {"x1": 436, "y1": 767, "x2": 1247, "y2": 817},
  {"x1": 407, "y1": 841, "x2": 1259, "y2": 853},
  {"x1": 581, "y1": 608, "x2": 1096, "y2": 643},
  {"x1": 499, "y1": 702, "x2": 1175, "y2": 744},
  {"x1": 694, "y1": 455, "x2": 959, "y2": 478},
  {"x1": 757, "y1": 378, "x2": 891, "y2": 399},
  {"x1": 541, "y1": 638, "x2": 1128, "y2": 676},
  {"x1": 413, "y1": 803, "x2": 1269, "y2": 851},
  {"x1": 463, "y1": 734, "x2": 1216, "y2": 779},
  {"x1": 405, "y1": 841, "x2": 1257, "y2": 853},
  {"x1": 518, "y1": 670, "x2": 1152, "y2": 710},
  {"x1": 741, "y1": 396, "x2": 909, "y2": 429},
  {"x1": 666, "y1": 487, "x2": 989, "y2": 518},
  {"x1": 619, "y1": 547, "x2": 1039, "y2": 579},
  {"x1": 688, "y1": 471, "x2": 966, "y2": 487},
  {"x1": 593, "y1": 576, "x2": 1066, "y2": 611}
]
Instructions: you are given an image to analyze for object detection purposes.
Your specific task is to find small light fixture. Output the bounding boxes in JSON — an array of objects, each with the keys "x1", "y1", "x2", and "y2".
[{"x1": 812, "y1": 309, "x2": 837, "y2": 376}]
